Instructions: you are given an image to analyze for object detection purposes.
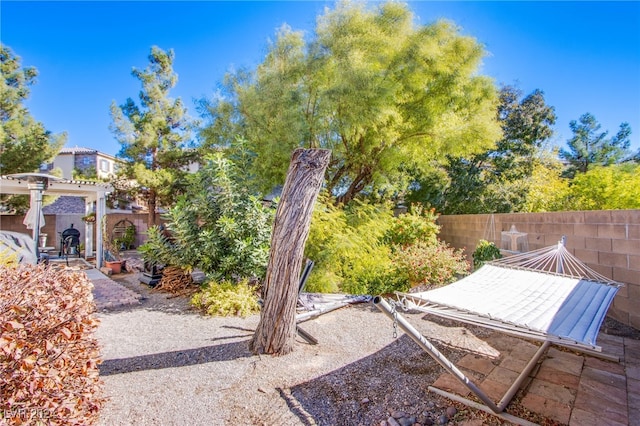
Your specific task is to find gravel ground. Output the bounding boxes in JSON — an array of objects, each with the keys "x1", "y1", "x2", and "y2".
[
  {"x1": 95, "y1": 273, "x2": 637, "y2": 426},
  {"x1": 95, "y1": 274, "x2": 491, "y2": 425}
]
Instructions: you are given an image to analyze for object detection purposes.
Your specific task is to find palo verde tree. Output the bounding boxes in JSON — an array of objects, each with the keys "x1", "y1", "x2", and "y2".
[
  {"x1": 110, "y1": 46, "x2": 194, "y2": 226},
  {"x1": 560, "y1": 112, "x2": 631, "y2": 178},
  {"x1": 0, "y1": 44, "x2": 65, "y2": 176},
  {"x1": 201, "y1": 1, "x2": 501, "y2": 204}
]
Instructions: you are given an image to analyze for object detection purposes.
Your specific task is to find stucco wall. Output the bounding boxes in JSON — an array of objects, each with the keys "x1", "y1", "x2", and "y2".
[{"x1": 436, "y1": 210, "x2": 640, "y2": 329}]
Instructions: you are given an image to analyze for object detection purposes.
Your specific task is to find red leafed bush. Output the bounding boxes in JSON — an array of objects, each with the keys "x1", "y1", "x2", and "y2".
[
  {"x1": 393, "y1": 240, "x2": 470, "y2": 288},
  {"x1": 0, "y1": 264, "x2": 103, "y2": 425}
]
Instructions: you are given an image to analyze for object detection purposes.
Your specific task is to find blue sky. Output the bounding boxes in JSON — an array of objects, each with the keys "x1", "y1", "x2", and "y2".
[{"x1": 2, "y1": 1, "x2": 639, "y2": 157}]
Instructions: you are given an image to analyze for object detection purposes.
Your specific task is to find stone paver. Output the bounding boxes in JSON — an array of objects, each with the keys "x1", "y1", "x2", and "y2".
[
  {"x1": 528, "y1": 378, "x2": 577, "y2": 405},
  {"x1": 535, "y1": 363, "x2": 580, "y2": 389},
  {"x1": 520, "y1": 392, "x2": 572, "y2": 424},
  {"x1": 543, "y1": 347, "x2": 584, "y2": 376},
  {"x1": 429, "y1": 330, "x2": 640, "y2": 426},
  {"x1": 573, "y1": 390, "x2": 628, "y2": 425},
  {"x1": 458, "y1": 354, "x2": 496, "y2": 375},
  {"x1": 628, "y1": 381, "x2": 640, "y2": 426},
  {"x1": 86, "y1": 268, "x2": 142, "y2": 310},
  {"x1": 432, "y1": 372, "x2": 473, "y2": 397},
  {"x1": 569, "y1": 407, "x2": 627, "y2": 426},
  {"x1": 485, "y1": 365, "x2": 519, "y2": 386}
]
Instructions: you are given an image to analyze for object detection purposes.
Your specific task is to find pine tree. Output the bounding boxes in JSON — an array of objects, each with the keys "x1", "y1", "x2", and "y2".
[
  {"x1": 560, "y1": 113, "x2": 631, "y2": 178},
  {"x1": 110, "y1": 46, "x2": 195, "y2": 225},
  {"x1": 0, "y1": 44, "x2": 65, "y2": 176}
]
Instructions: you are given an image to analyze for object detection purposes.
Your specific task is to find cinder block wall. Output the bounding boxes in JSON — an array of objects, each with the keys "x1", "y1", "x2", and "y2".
[
  {"x1": 0, "y1": 214, "x2": 61, "y2": 247},
  {"x1": 104, "y1": 213, "x2": 151, "y2": 249},
  {"x1": 437, "y1": 210, "x2": 640, "y2": 329}
]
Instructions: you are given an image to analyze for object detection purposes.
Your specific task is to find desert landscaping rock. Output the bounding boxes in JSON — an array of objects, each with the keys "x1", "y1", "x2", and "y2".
[
  {"x1": 93, "y1": 271, "x2": 639, "y2": 425},
  {"x1": 94, "y1": 272, "x2": 476, "y2": 425}
]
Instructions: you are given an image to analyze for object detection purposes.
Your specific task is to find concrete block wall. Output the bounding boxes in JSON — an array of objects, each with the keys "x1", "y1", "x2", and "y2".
[
  {"x1": 437, "y1": 210, "x2": 640, "y2": 329},
  {"x1": 0, "y1": 214, "x2": 76, "y2": 249},
  {"x1": 104, "y1": 213, "x2": 151, "y2": 249}
]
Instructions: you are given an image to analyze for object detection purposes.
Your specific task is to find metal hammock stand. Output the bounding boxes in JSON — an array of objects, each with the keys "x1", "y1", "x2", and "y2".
[{"x1": 374, "y1": 237, "x2": 623, "y2": 425}]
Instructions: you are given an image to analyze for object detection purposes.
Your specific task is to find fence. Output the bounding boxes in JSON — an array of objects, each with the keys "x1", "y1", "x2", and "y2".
[{"x1": 436, "y1": 210, "x2": 640, "y2": 329}]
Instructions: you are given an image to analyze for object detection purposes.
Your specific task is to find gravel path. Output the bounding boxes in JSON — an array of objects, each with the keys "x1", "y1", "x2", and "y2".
[{"x1": 94, "y1": 274, "x2": 480, "y2": 425}]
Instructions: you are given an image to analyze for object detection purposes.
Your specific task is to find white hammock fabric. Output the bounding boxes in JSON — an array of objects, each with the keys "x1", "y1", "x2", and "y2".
[{"x1": 398, "y1": 242, "x2": 622, "y2": 351}]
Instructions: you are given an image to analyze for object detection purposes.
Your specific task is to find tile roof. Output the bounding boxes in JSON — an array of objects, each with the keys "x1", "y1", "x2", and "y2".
[{"x1": 59, "y1": 147, "x2": 98, "y2": 155}]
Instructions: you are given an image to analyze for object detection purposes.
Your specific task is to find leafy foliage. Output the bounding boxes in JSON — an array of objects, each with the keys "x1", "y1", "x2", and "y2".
[
  {"x1": 560, "y1": 113, "x2": 631, "y2": 178},
  {"x1": 0, "y1": 265, "x2": 103, "y2": 425},
  {"x1": 1, "y1": 45, "x2": 65, "y2": 213},
  {"x1": 410, "y1": 86, "x2": 557, "y2": 214},
  {"x1": 0, "y1": 44, "x2": 65, "y2": 176},
  {"x1": 304, "y1": 194, "x2": 396, "y2": 294},
  {"x1": 472, "y1": 239, "x2": 502, "y2": 270},
  {"x1": 385, "y1": 205, "x2": 440, "y2": 247},
  {"x1": 393, "y1": 240, "x2": 469, "y2": 288},
  {"x1": 521, "y1": 151, "x2": 570, "y2": 212},
  {"x1": 305, "y1": 196, "x2": 469, "y2": 294},
  {"x1": 566, "y1": 164, "x2": 640, "y2": 210},
  {"x1": 139, "y1": 154, "x2": 274, "y2": 281},
  {"x1": 191, "y1": 279, "x2": 260, "y2": 317},
  {"x1": 201, "y1": 1, "x2": 501, "y2": 204},
  {"x1": 0, "y1": 247, "x2": 19, "y2": 266}
]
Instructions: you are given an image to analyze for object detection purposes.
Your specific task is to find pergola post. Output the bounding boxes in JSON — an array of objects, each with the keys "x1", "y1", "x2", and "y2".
[
  {"x1": 96, "y1": 191, "x2": 107, "y2": 268},
  {"x1": 84, "y1": 200, "x2": 94, "y2": 258},
  {"x1": 27, "y1": 180, "x2": 45, "y2": 259}
]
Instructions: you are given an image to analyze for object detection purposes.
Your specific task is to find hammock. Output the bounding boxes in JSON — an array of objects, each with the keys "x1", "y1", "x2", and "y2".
[{"x1": 374, "y1": 239, "x2": 623, "y2": 423}]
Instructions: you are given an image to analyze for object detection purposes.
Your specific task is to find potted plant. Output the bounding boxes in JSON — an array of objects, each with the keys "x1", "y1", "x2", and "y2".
[{"x1": 103, "y1": 238, "x2": 123, "y2": 274}]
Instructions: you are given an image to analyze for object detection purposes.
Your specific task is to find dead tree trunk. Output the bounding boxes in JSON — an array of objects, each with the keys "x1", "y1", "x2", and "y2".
[{"x1": 250, "y1": 148, "x2": 331, "y2": 356}]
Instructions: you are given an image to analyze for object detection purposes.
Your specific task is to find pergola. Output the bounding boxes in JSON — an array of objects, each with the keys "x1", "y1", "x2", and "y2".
[{"x1": 0, "y1": 174, "x2": 112, "y2": 267}]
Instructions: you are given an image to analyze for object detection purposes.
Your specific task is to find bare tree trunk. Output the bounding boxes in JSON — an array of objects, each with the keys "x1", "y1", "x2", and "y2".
[
  {"x1": 250, "y1": 148, "x2": 331, "y2": 356},
  {"x1": 147, "y1": 190, "x2": 157, "y2": 227}
]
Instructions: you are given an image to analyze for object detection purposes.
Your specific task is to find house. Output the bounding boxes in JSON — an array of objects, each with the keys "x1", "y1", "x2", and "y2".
[
  {"x1": 41, "y1": 146, "x2": 120, "y2": 180},
  {"x1": 40, "y1": 147, "x2": 143, "y2": 211}
]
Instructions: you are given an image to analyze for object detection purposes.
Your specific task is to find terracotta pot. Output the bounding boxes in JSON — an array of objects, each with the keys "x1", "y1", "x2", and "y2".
[{"x1": 105, "y1": 261, "x2": 122, "y2": 274}]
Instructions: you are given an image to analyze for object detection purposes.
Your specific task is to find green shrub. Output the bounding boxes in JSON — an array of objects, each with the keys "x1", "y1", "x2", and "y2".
[
  {"x1": 305, "y1": 198, "x2": 472, "y2": 294},
  {"x1": 393, "y1": 240, "x2": 470, "y2": 288},
  {"x1": 385, "y1": 204, "x2": 440, "y2": 247},
  {"x1": 0, "y1": 265, "x2": 103, "y2": 425},
  {"x1": 140, "y1": 153, "x2": 274, "y2": 281},
  {"x1": 472, "y1": 239, "x2": 502, "y2": 270},
  {"x1": 191, "y1": 279, "x2": 261, "y2": 317},
  {"x1": 304, "y1": 195, "x2": 401, "y2": 294}
]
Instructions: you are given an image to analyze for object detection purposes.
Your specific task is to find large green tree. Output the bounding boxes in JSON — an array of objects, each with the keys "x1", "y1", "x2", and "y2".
[
  {"x1": 0, "y1": 44, "x2": 65, "y2": 176},
  {"x1": 110, "y1": 46, "x2": 194, "y2": 226},
  {"x1": 201, "y1": 1, "x2": 501, "y2": 204},
  {"x1": 560, "y1": 113, "x2": 631, "y2": 178},
  {"x1": 411, "y1": 86, "x2": 557, "y2": 214}
]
